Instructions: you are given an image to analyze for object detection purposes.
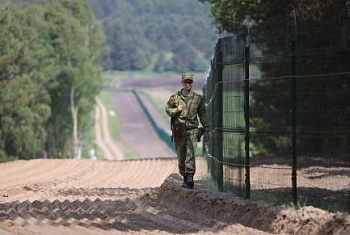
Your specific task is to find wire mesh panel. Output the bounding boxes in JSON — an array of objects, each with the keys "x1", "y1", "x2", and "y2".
[
  {"x1": 204, "y1": 2, "x2": 350, "y2": 212},
  {"x1": 204, "y1": 41, "x2": 223, "y2": 186},
  {"x1": 249, "y1": 33, "x2": 294, "y2": 203},
  {"x1": 222, "y1": 68, "x2": 245, "y2": 192}
]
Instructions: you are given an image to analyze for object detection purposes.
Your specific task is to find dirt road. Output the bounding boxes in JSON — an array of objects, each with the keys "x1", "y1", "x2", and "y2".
[
  {"x1": 1, "y1": 76, "x2": 350, "y2": 234},
  {"x1": 108, "y1": 90, "x2": 175, "y2": 159},
  {"x1": 0, "y1": 158, "x2": 270, "y2": 235},
  {"x1": 1, "y1": 158, "x2": 350, "y2": 235}
]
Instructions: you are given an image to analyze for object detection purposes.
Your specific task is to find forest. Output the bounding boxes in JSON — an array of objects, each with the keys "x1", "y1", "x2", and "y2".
[
  {"x1": 2, "y1": 0, "x2": 347, "y2": 161},
  {"x1": 0, "y1": 0, "x2": 216, "y2": 161},
  {"x1": 86, "y1": 0, "x2": 217, "y2": 72},
  {"x1": 0, "y1": 0, "x2": 105, "y2": 161}
]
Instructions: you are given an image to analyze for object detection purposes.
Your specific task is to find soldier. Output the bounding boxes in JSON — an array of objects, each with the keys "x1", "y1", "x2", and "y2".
[{"x1": 165, "y1": 72, "x2": 210, "y2": 189}]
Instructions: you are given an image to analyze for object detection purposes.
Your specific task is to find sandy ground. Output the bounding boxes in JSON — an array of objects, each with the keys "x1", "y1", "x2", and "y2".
[{"x1": 1, "y1": 75, "x2": 350, "y2": 234}]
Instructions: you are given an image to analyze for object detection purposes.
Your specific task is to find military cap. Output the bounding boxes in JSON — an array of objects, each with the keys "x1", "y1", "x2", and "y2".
[{"x1": 182, "y1": 73, "x2": 194, "y2": 81}]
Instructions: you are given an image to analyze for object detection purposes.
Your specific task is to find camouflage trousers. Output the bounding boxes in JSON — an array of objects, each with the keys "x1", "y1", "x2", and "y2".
[{"x1": 174, "y1": 128, "x2": 199, "y2": 177}]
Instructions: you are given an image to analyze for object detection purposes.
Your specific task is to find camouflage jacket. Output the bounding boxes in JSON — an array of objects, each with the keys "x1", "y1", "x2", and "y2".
[{"x1": 165, "y1": 89, "x2": 209, "y2": 131}]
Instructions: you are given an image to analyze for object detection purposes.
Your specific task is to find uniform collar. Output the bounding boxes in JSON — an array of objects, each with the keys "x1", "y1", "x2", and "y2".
[{"x1": 180, "y1": 89, "x2": 193, "y2": 98}]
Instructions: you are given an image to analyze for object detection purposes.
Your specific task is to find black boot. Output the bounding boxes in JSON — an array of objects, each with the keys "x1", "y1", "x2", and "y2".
[
  {"x1": 186, "y1": 174, "x2": 194, "y2": 189},
  {"x1": 181, "y1": 174, "x2": 188, "y2": 188}
]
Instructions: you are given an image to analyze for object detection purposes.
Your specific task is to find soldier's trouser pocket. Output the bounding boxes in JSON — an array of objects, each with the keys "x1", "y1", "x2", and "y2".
[{"x1": 173, "y1": 123, "x2": 186, "y2": 137}]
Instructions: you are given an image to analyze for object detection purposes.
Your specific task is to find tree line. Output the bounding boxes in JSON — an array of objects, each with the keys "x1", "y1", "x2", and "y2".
[
  {"x1": 86, "y1": 0, "x2": 217, "y2": 72},
  {"x1": 0, "y1": 0, "x2": 105, "y2": 161},
  {"x1": 1, "y1": 0, "x2": 348, "y2": 161},
  {"x1": 0, "y1": 0, "x2": 217, "y2": 162}
]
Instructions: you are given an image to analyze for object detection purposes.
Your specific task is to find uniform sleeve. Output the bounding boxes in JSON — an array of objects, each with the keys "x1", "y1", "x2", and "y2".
[{"x1": 165, "y1": 94, "x2": 178, "y2": 117}]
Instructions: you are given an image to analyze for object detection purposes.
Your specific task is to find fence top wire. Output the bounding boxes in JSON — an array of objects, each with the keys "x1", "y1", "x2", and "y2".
[
  {"x1": 206, "y1": 71, "x2": 349, "y2": 96},
  {"x1": 205, "y1": 72, "x2": 350, "y2": 108},
  {"x1": 252, "y1": 71, "x2": 350, "y2": 81},
  {"x1": 203, "y1": 144, "x2": 292, "y2": 170}
]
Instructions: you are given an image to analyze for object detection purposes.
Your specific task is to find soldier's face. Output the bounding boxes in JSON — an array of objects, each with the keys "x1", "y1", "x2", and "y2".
[{"x1": 182, "y1": 79, "x2": 193, "y2": 90}]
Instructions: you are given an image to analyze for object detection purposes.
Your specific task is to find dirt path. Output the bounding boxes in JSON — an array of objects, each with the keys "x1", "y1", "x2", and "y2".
[
  {"x1": 0, "y1": 159, "x2": 271, "y2": 235},
  {"x1": 95, "y1": 97, "x2": 124, "y2": 160},
  {"x1": 108, "y1": 90, "x2": 175, "y2": 158},
  {"x1": 1, "y1": 76, "x2": 350, "y2": 234}
]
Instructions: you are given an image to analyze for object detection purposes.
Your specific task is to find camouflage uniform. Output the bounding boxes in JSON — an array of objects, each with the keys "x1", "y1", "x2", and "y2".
[{"x1": 165, "y1": 74, "x2": 209, "y2": 187}]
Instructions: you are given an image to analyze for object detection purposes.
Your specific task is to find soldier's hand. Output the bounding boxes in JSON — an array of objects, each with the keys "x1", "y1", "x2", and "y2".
[
  {"x1": 177, "y1": 105, "x2": 183, "y2": 112},
  {"x1": 204, "y1": 131, "x2": 210, "y2": 142}
]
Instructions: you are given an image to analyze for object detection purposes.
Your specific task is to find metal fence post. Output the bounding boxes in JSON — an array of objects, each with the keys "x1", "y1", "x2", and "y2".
[
  {"x1": 217, "y1": 39, "x2": 224, "y2": 191},
  {"x1": 289, "y1": 7, "x2": 298, "y2": 205},
  {"x1": 244, "y1": 16, "x2": 251, "y2": 199},
  {"x1": 345, "y1": 0, "x2": 350, "y2": 213}
]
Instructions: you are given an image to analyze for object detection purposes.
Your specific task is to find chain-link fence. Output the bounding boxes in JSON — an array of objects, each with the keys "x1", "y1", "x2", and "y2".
[{"x1": 203, "y1": 5, "x2": 350, "y2": 212}]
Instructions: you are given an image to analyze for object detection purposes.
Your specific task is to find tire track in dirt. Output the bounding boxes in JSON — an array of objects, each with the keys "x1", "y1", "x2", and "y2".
[
  {"x1": 0, "y1": 159, "x2": 72, "y2": 189},
  {"x1": 0, "y1": 160, "x2": 96, "y2": 203},
  {"x1": 94, "y1": 99, "x2": 115, "y2": 160},
  {"x1": 0, "y1": 158, "x2": 236, "y2": 235},
  {"x1": 95, "y1": 98, "x2": 124, "y2": 160},
  {"x1": 0, "y1": 186, "x2": 271, "y2": 235},
  {"x1": 0, "y1": 159, "x2": 182, "y2": 203},
  {"x1": 0, "y1": 167, "x2": 278, "y2": 235}
]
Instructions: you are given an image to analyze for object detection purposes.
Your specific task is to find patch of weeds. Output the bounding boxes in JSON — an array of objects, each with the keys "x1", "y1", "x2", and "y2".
[
  {"x1": 123, "y1": 148, "x2": 140, "y2": 160},
  {"x1": 282, "y1": 200, "x2": 306, "y2": 210},
  {"x1": 201, "y1": 175, "x2": 219, "y2": 192}
]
